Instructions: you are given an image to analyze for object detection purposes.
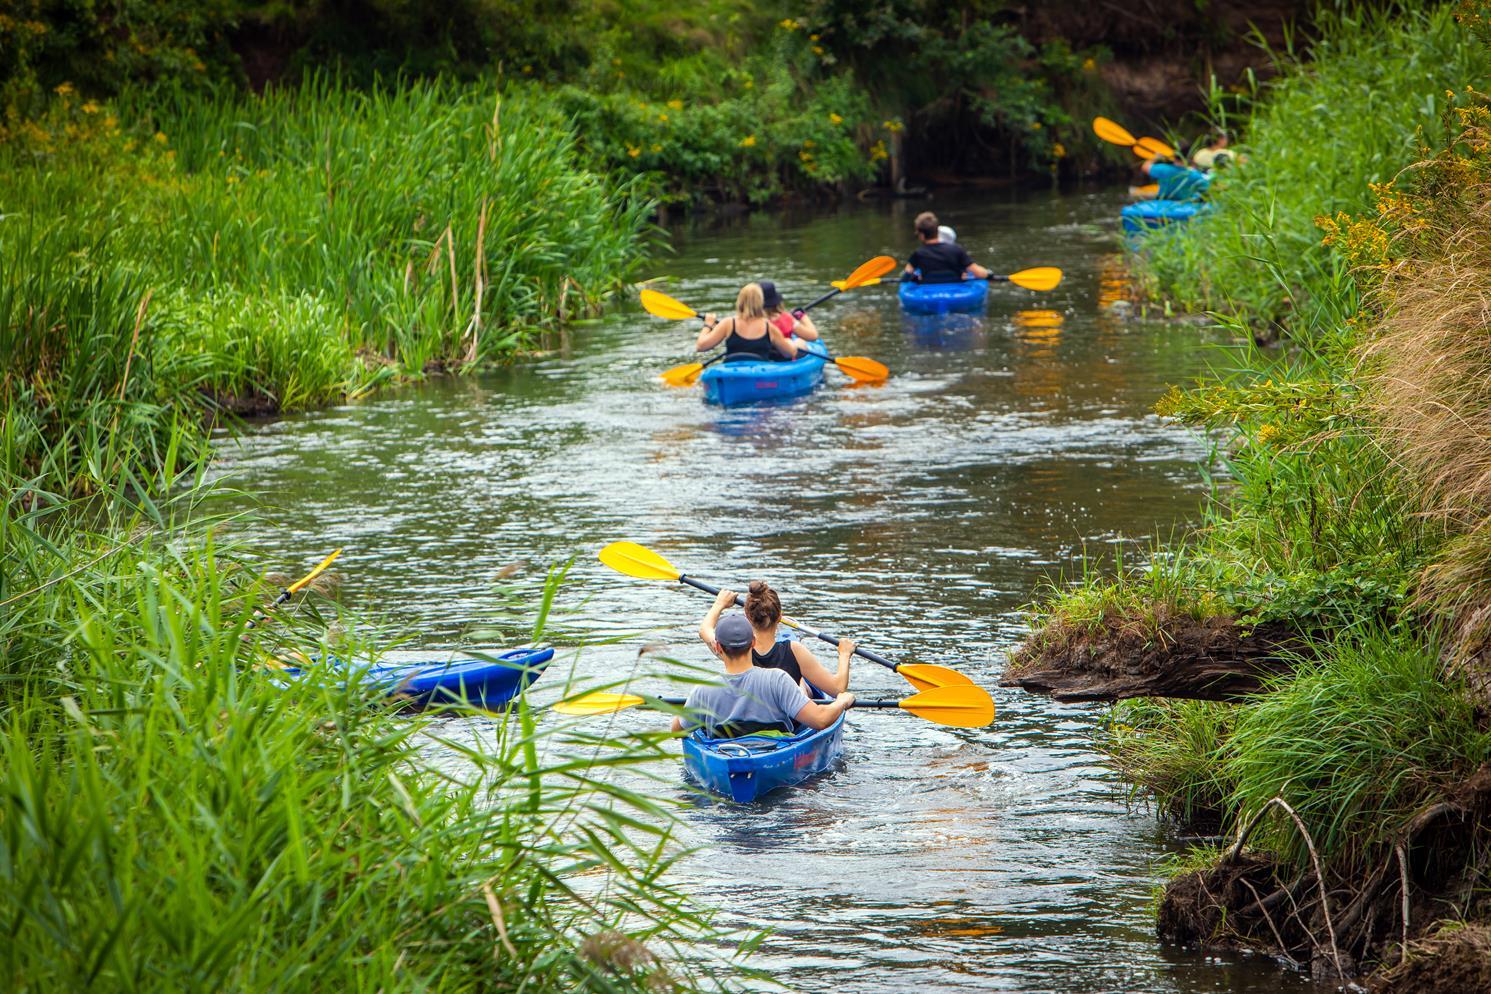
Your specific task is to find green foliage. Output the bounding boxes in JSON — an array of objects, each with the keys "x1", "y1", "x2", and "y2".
[
  {"x1": 1100, "y1": 699, "x2": 1236, "y2": 828},
  {"x1": 2, "y1": 78, "x2": 652, "y2": 490},
  {"x1": 1137, "y1": 2, "x2": 1491, "y2": 331},
  {"x1": 1223, "y1": 628, "x2": 1491, "y2": 872},
  {"x1": 0, "y1": 460, "x2": 732, "y2": 992}
]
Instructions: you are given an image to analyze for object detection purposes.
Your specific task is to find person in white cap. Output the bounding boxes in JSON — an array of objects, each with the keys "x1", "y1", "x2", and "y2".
[{"x1": 672, "y1": 589, "x2": 854, "y2": 736}]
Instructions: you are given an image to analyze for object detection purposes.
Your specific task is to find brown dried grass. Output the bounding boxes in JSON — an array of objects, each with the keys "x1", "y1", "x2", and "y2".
[{"x1": 1358, "y1": 168, "x2": 1491, "y2": 664}]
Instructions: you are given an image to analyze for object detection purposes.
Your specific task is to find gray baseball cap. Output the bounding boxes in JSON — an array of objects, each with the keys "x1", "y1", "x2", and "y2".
[{"x1": 715, "y1": 613, "x2": 755, "y2": 652}]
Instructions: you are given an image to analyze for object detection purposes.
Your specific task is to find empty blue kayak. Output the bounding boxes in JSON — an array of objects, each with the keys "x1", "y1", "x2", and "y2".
[
  {"x1": 277, "y1": 647, "x2": 553, "y2": 708},
  {"x1": 1122, "y1": 199, "x2": 1216, "y2": 235},
  {"x1": 699, "y1": 339, "x2": 828, "y2": 406},
  {"x1": 898, "y1": 280, "x2": 989, "y2": 314},
  {"x1": 682, "y1": 707, "x2": 846, "y2": 803}
]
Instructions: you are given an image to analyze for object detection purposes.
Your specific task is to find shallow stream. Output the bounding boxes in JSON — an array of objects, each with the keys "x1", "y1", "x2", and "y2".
[{"x1": 216, "y1": 188, "x2": 1319, "y2": 993}]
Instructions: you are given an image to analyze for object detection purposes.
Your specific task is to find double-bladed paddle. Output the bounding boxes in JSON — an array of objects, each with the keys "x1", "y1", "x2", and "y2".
[
  {"x1": 1092, "y1": 117, "x2": 1177, "y2": 160},
  {"x1": 983, "y1": 267, "x2": 1063, "y2": 292},
  {"x1": 597, "y1": 541, "x2": 984, "y2": 699},
  {"x1": 553, "y1": 686, "x2": 994, "y2": 729},
  {"x1": 652, "y1": 256, "x2": 896, "y2": 387}
]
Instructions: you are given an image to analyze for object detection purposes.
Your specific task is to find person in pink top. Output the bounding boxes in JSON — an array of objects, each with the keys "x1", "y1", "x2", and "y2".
[{"x1": 759, "y1": 281, "x2": 820, "y2": 342}]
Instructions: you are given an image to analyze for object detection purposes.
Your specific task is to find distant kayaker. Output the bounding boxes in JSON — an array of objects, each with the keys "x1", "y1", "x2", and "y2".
[
  {"x1": 903, "y1": 211, "x2": 989, "y2": 284},
  {"x1": 675, "y1": 591, "x2": 854, "y2": 737},
  {"x1": 743, "y1": 580, "x2": 852, "y2": 694},
  {"x1": 1141, "y1": 155, "x2": 1209, "y2": 201},
  {"x1": 759, "y1": 280, "x2": 820, "y2": 342},
  {"x1": 1192, "y1": 132, "x2": 1235, "y2": 171},
  {"x1": 699, "y1": 283, "x2": 798, "y2": 361}
]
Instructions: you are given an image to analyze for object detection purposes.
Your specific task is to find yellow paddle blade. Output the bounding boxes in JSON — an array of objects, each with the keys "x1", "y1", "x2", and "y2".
[
  {"x1": 899, "y1": 685, "x2": 995, "y2": 729},
  {"x1": 831, "y1": 277, "x2": 883, "y2": 291},
  {"x1": 897, "y1": 663, "x2": 975, "y2": 692},
  {"x1": 553, "y1": 692, "x2": 647, "y2": 716},
  {"x1": 287, "y1": 548, "x2": 342, "y2": 594},
  {"x1": 1093, "y1": 116, "x2": 1138, "y2": 147},
  {"x1": 842, "y1": 255, "x2": 899, "y2": 289},
  {"x1": 1007, "y1": 267, "x2": 1063, "y2": 292},
  {"x1": 640, "y1": 288, "x2": 698, "y2": 321},
  {"x1": 833, "y1": 355, "x2": 890, "y2": 384},
  {"x1": 597, "y1": 541, "x2": 683, "y2": 582},
  {"x1": 660, "y1": 361, "x2": 704, "y2": 386},
  {"x1": 1133, "y1": 182, "x2": 1159, "y2": 197},
  {"x1": 1137, "y1": 136, "x2": 1176, "y2": 158}
]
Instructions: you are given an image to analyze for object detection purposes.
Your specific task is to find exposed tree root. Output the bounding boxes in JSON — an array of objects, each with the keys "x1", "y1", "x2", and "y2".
[{"x1": 1004, "y1": 611, "x2": 1310, "y2": 702}]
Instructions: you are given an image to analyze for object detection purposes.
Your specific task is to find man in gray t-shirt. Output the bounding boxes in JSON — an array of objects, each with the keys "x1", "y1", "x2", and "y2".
[{"x1": 673, "y1": 590, "x2": 855, "y2": 738}]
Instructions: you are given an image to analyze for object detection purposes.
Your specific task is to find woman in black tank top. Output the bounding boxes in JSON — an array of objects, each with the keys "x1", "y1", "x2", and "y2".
[
  {"x1": 695, "y1": 282, "x2": 798, "y2": 363},
  {"x1": 741, "y1": 580, "x2": 854, "y2": 695}
]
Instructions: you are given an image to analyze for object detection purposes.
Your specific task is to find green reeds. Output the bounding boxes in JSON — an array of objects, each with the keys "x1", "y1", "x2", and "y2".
[{"x1": 0, "y1": 459, "x2": 733, "y2": 993}]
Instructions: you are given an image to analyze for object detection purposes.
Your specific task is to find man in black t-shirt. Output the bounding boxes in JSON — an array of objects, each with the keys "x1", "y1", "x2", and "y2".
[{"x1": 903, "y1": 211, "x2": 990, "y2": 284}]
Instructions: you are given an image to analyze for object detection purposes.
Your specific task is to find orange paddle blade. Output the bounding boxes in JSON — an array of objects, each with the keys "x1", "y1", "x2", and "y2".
[
  {"x1": 831, "y1": 277, "x2": 883, "y2": 291},
  {"x1": 640, "y1": 288, "x2": 698, "y2": 321},
  {"x1": 1093, "y1": 116, "x2": 1138, "y2": 147},
  {"x1": 1006, "y1": 267, "x2": 1063, "y2": 292},
  {"x1": 832, "y1": 355, "x2": 889, "y2": 383},
  {"x1": 843, "y1": 255, "x2": 898, "y2": 289},
  {"x1": 898, "y1": 685, "x2": 995, "y2": 728},
  {"x1": 897, "y1": 663, "x2": 975, "y2": 692},
  {"x1": 660, "y1": 362, "x2": 704, "y2": 386},
  {"x1": 1137, "y1": 136, "x2": 1176, "y2": 158}
]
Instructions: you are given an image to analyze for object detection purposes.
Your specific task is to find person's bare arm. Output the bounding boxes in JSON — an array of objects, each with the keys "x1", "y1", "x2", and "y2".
[
  {"x1": 767, "y1": 324, "x2": 798, "y2": 358},
  {"x1": 967, "y1": 263, "x2": 990, "y2": 279},
  {"x1": 792, "y1": 639, "x2": 853, "y2": 695},
  {"x1": 794, "y1": 691, "x2": 855, "y2": 730},
  {"x1": 792, "y1": 312, "x2": 819, "y2": 341},
  {"x1": 697, "y1": 587, "x2": 739, "y2": 655},
  {"x1": 695, "y1": 315, "x2": 731, "y2": 352}
]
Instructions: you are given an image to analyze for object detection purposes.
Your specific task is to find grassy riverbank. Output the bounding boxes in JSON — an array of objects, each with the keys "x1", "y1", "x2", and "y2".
[{"x1": 1019, "y1": 2, "x2": 1491, "y2": 984}]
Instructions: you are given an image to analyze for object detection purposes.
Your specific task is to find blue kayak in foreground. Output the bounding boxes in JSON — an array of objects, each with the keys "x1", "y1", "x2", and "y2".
[
  {"x1": 897, "y1": 279, "x2": 989, "y2": 315},
  {"x1": 699, "y1": 339, "x2": 829, "y2": 406},
  {"x1": 682, "y1": 708, "x2": 847, "y2": 803},
  {"x1": 278, "y1": 647, "x2": 554, "y2": 709},
  {"x1": 1121, "y1": 199, "x2": 1216, "y2": 235}
]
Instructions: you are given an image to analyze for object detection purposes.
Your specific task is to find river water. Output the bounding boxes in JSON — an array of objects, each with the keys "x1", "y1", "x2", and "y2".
[{"x1": 215, "y1": 188, "x2": 1318, "y2": 993}]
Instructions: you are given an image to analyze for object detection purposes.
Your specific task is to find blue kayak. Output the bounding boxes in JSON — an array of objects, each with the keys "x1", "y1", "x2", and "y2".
[
  {"x1": 897, "y1": 280, "x2": 989, "y2": 314},
  {"x1": 682, "y1": 706, "x2": 846, "y2": 803},
  {"x1": 1122, "y1": 199, "x2": 1216, "y2": 235},
  {"x1": 277, "y1": 647, "x2": 553, "y2": 708},
  {"x1": 699, "y1": 339, "x2": 828, "y2": 406}
]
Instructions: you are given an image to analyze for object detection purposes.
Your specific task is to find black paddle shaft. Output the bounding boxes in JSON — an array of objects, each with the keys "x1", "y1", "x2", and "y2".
[{"x1": 678, "y1": 574, "x2": 907, "y2": 675}]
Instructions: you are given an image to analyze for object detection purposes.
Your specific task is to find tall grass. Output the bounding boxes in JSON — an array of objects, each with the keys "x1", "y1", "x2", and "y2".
[
  {"x1": 2, "y1": 78, "x2": 654, "y2": 490},
  {"x1": 1138, "y1": 3, "x2": 1491, "y2": 335},
  {"x1": 0, "y1": 453, "x2": 732, "y2": 993}
]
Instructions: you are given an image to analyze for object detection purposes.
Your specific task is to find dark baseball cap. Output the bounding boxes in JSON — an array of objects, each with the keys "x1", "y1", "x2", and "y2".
[
  {"x1": 715, "y1": 613, "x2": 755, "y2": 652},
  {"x1": 759, "y1": 281, "x2": 783, "y2": 309}
]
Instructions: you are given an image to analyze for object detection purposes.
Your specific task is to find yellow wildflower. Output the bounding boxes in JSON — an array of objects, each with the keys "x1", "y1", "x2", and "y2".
[
  {"x1": 651, "y1": 143, "x2": 662, "y2": 153},
  {"x1": 1031, "y1": 121, "x2": 1042, "y2": 130},
  {"x1": 1082, "y1": 57, "x2": 1096, "y2": 72},
  {"x1": 659, "y1": 113, "x2": 669, "y2": 122},
  {"x1": 812, "y1": 45, "x2": 824, "y2": 55},
  {"x1": 81, "y1": 100, "x2": 99, "y2": 114},
  {"x1": 612, "y1": 57, "x2": 622, "y2": 66},
  {"x1": 627, "y1": 146, "x2": 641, "y2": 158},
  {"x1": 869, "y1": 140, "x2": 888, "y2": 161},
  {"x1": 1052, "y1": 142, "x2": 1066, "y2": 158},
  {"x1": 739, "y1": 135, "x2": 757, "y2": 148},
  {"x1": 882, "y1": 119, "x2": 904, "y2": 133},
  {"x1": 1257, "y1": 424, "x2": 1279, "y2": 444},
  {"x1": 154, "y1": 131, "x2": 168, "y2": 144},
  {"x1": 829, "y1": 112, "x2": 843, "y2": 125},
  {"x1": 54, "y1": 82, "x2": 74, "y2": 98},
  {"x1": 667, "y1": 99, "x2": 683, "y2": 110},
  {"x1": 522, "y1": 64, "x2": 532, "y2": 74},
  {"x1": 779, "y1": 18, "x2": 800, "y2": 30},
  {"x1": 226, "y1": 174, "x2": 240, "y2": 185},
  {"x1": 803, "y1": 139, "x2": 815, "y2": 148},
  {"x1": 743, "y1": 79, "x2": 753, "y2": 89},
  {"x1": 799, "y1": 149, "x2": 813, "y2": 161}
]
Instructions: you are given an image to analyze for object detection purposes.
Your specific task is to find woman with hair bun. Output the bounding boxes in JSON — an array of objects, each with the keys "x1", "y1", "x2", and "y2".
[{"x1": 740, "y1": 579, "x2": 854, "y2": 694}]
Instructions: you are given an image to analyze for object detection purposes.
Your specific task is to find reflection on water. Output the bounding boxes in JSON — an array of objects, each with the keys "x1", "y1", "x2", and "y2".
[{"x1": 214, "y1": 187, "x2": 1318, "y2": 993}]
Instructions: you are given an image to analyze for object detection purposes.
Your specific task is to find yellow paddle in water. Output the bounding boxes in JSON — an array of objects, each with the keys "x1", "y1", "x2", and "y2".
[
  {"x1": 1093, "y1": 117, "x2": 1178, "y2": 160},
  {"x1": 654, "y1": 256, "x2": 896, "y2": 387},
  {"x1": 597, "y1": 540, "x2": 982, "y2": 695},
  {"x1": 553, "y1": 686, "x2": 994, "y2": 729}
]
